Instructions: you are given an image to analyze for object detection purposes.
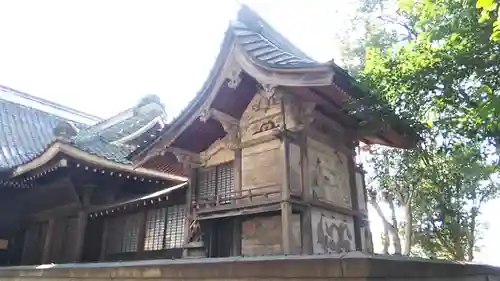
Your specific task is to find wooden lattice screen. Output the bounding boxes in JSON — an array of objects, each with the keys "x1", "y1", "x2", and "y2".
[
  {"x1": 198, "y1": 162, "x2": 234, "y2": 203},
  {"x1": 105, "y1": 213, "x2": 141, "y2": 254}
]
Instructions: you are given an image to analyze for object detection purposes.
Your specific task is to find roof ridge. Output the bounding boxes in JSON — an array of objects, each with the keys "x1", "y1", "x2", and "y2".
[
  {"x1": 75, "y1": 101, "x2": 166, "y2": 141},
  {"x1": 0, "y1": 85, "x2": 102, "y2": 125},
  {"x1": 0, "y1": 96, "x2": 86, "y2": 128}
]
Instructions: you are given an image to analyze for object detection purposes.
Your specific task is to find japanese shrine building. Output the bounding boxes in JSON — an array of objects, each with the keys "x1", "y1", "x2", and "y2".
[
  {"x1": 133, "y1": 5, "x2": 416, "y2": 258},
  {"x1": 0, "y1": 5, "x2": 416, "y2": 266}
]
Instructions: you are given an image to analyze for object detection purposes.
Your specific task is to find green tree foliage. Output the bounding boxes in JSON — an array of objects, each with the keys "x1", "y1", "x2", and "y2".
[
  {"x1": 477, "y1": 0, "x2": 500, "y2": 41},
  {"x1": 342, "y1": 0, "x2": 500, "y2": 260},
  {"x1": 411, "y1": 141, "x2": 499, "y2": 260}
]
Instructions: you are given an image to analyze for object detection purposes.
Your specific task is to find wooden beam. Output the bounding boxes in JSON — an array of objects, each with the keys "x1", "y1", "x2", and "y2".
[
  {"x1": 31, "y1": 203, "x2": 80, "y2": 222},
  {"x1": 207, "y1": 108, "x2": 239, "y2": 127},
  {"x1": 166, "y1": 147, "x2": 201, "y2": 165}
]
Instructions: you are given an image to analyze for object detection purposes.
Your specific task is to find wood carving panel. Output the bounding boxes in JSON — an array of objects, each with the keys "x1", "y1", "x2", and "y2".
[
  {"x1": 311, "y1": 208, "x2": 355, "y2": 254},
  {"x1": 307, "y1": 138, "x2": 351, "y2": 208},
  {"x1": 201, "y1": 137, "x2": 235, "y2": 167},
  {"x1": 241, "y1": 215, "x2": 282, "y2": 256},
  {"x1": 283, "y1": 95, "x2": 315, "y2": 132},
  {"x1": 242, "y1": 140, "x2": 282, "y2": 194},
  {"x1": 240, "y1": 90, "x2": 283, "y2": 143}
]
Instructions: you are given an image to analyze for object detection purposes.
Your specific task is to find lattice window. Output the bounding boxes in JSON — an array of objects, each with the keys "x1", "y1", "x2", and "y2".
[
  {"x1": 143, "y1": 204, "x2": 186, "y2": 251},
  {"x1": 217, "y1": 163, "x2": 234, "y2": 203},
  {"x1": 198, "y1": 163, "x2": 234, "y2": 203},
  {"x1": 105, "y1": 213, "x2": 141, "y2": 254},
  {"x1": 122, "y1": 213, "x2": 141, "y2": 252},
  {"x1": 198, "y1": 167, "x2": 217, "y2": 200},
  {"x1": 165, "y1": 205, "x2": 185, "y2": 249},
  {"x1": 144, "y1": 208, "x2": 167, "y2": 251}
]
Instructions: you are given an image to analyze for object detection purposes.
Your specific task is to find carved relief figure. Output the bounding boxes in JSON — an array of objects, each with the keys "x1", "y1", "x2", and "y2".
[
  {"x1": 312, "y1": 210, "x2": 354, "y2": 254},
  {"x1": 308, "y1": 139, "x2": 351, "y2": 207}
]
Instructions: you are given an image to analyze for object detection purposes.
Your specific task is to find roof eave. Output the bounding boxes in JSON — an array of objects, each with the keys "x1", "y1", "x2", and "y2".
[{"x1": 10, "y1": 141, "x2": 187, "y2": 182}]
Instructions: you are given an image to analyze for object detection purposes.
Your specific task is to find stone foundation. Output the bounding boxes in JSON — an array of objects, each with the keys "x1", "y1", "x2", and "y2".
[{"x1": 0, "y1": 252, "x2": 498, "y2": 281}]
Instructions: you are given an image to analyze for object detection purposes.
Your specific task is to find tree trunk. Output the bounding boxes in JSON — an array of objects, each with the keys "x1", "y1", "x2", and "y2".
[
  {"x1": 402, "y1": 203, "x2": 412, "y2": 256},
  {"x1": 382, "y1": 225, "x2": 390, "y2": 255},
  {"x1": 369, "y1": 197, "x2": 402, "y2": 255},
  {"x1": 388, "y1": 200, "x2": 402, "y2": 254},
  {"x1": 467, "y1": 207, "x2": 478, "y2": 261}
]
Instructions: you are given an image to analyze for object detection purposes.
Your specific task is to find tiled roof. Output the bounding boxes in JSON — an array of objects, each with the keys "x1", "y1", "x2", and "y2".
[
  {"x1": 0, "y1": 97, "x2": 86, "y2": 169},
  {"x1": 75, "y1": 103, "x2": 166, "y2": 144},
  {"x1": 0, "y1": 85, "x2": 102, "y2": 125},
  {"x1": 230, "y1": 6, "x2": 323, "y2": 69},
  {"x1": 0, "y1": 87, "x2": 167, "y2": 169}
]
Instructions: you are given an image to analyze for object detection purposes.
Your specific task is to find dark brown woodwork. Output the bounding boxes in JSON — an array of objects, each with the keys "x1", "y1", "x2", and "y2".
[{"x1": 41, "y1": 218, "x2": 55, "y2": 264}]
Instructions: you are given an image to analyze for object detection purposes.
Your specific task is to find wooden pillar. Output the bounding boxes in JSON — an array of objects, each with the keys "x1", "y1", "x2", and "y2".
[
  {"x1": 232, "y1": 149, "x2": 243, "y2": 256},
  {"x1": 182, "y1": 165, "x2": 197, "y2": 257},
  {"x1": 281, "y1": 202, "x2": 292, "y2": 254},
  {"x1": 21, "y1": 225, "x2": 37, "y2": 265},
  {"x1": 300, "y1": 208, "x2": 313, "y2": 254},
  {"x1": 99, "y1": 220, "x2": 108, "y2": 261},
  {"x1": 41, "y1": 219, "x2": 55, "y2": 264},
  {"x1": 281, "y1": 135, "x2": 292, "y2": 254},
  {"x1": 299, "y1": 132, "x2": 313, "y2": 254},
  {"x1": 347, "y1": 151, "x2": 362, "y2": 251},
  {"x1": 72, "y1": 187, "x2": 93, "y2": 262},
  {"x1": 72, "y1": 211, "x2": 87, "y2": 262},
  {"x1": 233, "y1": 149, "x2": 242, "y2": 192},
  {"x1": 231, "y1": 217, "x2": 242, "y2": 256},
  {"x1": 280, "y1": 94, "x2": 292, "y2": 255},
  {"x1": 136, "y1": 211, "x2": 147, "y2": 254}
]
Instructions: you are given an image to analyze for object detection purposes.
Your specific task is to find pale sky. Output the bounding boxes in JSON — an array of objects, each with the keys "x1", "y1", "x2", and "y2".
[{"x1": 0, "y1": 0, "x2": 498, "y2": 266}]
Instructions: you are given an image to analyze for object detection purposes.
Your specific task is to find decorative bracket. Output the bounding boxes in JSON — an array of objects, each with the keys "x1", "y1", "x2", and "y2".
[
  {"x1": 198, "y1": 108, "x2": 240, "y2": 149},
  {"x1": 167, "y1": 147, "x2": 201, "y2": 169}
]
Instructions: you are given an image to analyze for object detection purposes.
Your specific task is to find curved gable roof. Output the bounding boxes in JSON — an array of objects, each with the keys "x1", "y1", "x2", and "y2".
[{"x1": 133, "y1": 5, "x2": 418, "y2": 164}]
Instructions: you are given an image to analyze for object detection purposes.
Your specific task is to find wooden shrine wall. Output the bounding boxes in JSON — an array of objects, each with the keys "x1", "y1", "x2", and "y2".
[
  {"x1": 239, "y1": 91, "x2": 285, "y2": 195},
  {"x1": 307, "y1": 138, "x2": 351, "y2": 208},
  {"x1": 240, "y1": 214, "x2": 301, "y2": 256},
  {"x1": 310, "y1": 208, "x2": 355, "y2": 254}
]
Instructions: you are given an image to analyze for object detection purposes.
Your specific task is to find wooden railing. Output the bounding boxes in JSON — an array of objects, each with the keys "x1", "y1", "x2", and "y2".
[{"x1": 196, "y1": 185, "x2": 281, "y2": 210}]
